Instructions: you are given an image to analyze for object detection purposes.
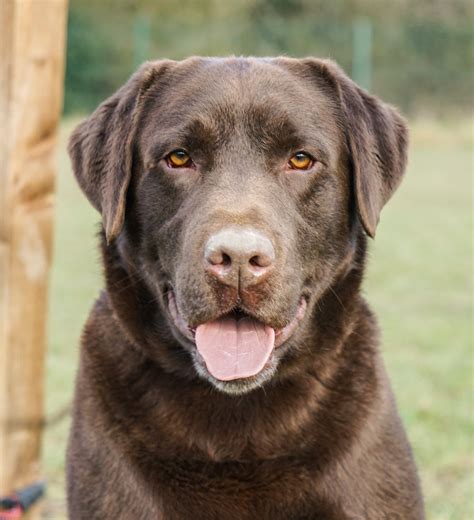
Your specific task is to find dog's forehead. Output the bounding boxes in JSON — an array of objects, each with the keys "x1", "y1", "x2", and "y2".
[{"x1": 140, "y1": 58, "x2": 342, "y2": 159}]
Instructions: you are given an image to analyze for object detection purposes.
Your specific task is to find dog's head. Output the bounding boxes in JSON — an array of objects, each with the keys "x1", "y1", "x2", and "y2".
[{"x1": 69, "y1": 57, "x2": 407, "y2": 394}]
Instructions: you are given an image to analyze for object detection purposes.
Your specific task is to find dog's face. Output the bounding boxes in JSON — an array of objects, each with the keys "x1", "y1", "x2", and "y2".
[{"x1": 69, "y1": 57, "x2": 407, "y2": 394}]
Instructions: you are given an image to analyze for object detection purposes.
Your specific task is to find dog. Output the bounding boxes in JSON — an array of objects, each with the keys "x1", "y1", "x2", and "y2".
[{"x1": 66, "y1": 57, "x2": 424, "y2": 519}]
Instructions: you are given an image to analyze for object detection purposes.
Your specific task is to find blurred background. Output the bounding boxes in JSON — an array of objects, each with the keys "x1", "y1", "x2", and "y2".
[{"x1": 43, "y1": 0, "x2": 473, "y2": 518}]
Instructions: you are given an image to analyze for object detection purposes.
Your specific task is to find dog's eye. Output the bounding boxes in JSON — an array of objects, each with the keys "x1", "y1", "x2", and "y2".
[
  {"x1": 288, "y1": 152, "x2": 314, "y2": 170},
  {"x1": 166, "y1": 149, "x2": 192, "y2": 168}
]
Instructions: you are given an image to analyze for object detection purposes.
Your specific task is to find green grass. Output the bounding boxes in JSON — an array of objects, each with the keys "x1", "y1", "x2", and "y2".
[
  {"x1": 42, "y1": 118, "x2": 473, "y2": 519},
  {"x1": 42, "y1": 119, "x2": 101, "y2": 519}
]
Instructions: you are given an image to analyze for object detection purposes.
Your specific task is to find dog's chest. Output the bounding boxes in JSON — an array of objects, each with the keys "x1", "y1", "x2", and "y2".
[{"x1": 143, "y1": 457, "x2": 344, "y2": 520}]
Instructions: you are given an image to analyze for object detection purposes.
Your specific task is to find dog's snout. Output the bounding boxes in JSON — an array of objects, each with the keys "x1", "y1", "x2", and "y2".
[{"x1": 204, "y1": 227, "x2": 275, "y2": 288}]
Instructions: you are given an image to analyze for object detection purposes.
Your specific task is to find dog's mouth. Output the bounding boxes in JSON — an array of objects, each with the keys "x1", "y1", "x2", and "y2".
[{"x1": 167, "y1": 290, "x2": 307, "y2": 382}]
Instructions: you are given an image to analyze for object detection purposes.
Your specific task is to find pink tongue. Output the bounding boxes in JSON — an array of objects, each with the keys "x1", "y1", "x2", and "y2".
[{"x1": 195, "y1": 316, "x2": 275, "y2": 381}]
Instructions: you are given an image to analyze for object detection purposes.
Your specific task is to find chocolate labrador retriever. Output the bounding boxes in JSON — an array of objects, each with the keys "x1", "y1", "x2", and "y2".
[{"x1": 67, "y1": 57, "x2": 424, "y2": 519}]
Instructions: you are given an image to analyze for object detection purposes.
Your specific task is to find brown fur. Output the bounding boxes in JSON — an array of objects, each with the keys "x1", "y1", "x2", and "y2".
[{"x1": 67, "y1": 57, "x2": 424, "y2": 519}]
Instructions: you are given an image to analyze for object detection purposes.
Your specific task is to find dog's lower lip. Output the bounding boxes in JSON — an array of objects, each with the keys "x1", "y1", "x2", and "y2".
[
  {"x1": 167, "y1": 290, "x2": 195, "y2": 341},
  {"x1": 274, "y1": 298, "x2": 307, "y2": 347}
]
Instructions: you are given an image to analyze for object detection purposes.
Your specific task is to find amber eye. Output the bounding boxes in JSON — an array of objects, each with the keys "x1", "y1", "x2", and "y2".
[
  {"x1": 288, "y1": 152, "x2": 314, "y2": 170},
  {"x1": 167, "y1": 149, "x2": 192, "y2": 168}
]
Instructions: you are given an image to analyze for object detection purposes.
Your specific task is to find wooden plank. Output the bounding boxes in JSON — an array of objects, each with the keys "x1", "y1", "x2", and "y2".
[{"x1": 0, "y1": 0, "x2": 68, "y2": 514}]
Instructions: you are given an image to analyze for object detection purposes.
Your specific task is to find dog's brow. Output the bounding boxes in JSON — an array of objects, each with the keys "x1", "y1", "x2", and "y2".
[
  {"x1": 248, "y1": 120, "x2": 331, "y2": 164},
  {"x1": 147, "y1": 117, "x2": 230, "y2": 162},
  {"x1": 241, "y1": 104, "x2": 325, "y2": 158}
]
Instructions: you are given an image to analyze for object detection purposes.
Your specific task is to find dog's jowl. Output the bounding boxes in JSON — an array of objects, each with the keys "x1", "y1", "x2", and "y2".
[{"x1": 67, "y1": 57, "x2": 424, "y2": 519}]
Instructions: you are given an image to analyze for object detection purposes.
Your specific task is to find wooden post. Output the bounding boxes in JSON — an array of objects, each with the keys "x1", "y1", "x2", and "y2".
[{"x1": 0, "y1": 0, "x2": 68, "y2": 514}]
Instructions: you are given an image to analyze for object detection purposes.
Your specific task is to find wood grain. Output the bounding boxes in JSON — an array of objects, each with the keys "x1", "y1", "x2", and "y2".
[{"x1": 0, "y1": 0, "x2": 68, "y2": 515}]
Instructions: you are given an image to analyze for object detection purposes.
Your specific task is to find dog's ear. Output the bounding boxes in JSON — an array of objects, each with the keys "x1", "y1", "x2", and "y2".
[
  {"x1": 301, "y1": 59, "x2": 409, "y2": 237},
  {"x1": 68, "y1": 60, "x2": 173, "y2": 242}
]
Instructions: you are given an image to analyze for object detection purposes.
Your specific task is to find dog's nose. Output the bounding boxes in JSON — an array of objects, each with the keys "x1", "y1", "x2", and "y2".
[{"x1": 204, "y1": 227, "x2": 275, "y2": 288}]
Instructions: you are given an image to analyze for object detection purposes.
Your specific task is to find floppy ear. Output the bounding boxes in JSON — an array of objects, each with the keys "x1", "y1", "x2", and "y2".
[
  {"x1": 303, "y1": 59, "x2": 409, "y2": 238},
  {"x1": 68, "y1": 60, "x2": 173, "y2": 242}
]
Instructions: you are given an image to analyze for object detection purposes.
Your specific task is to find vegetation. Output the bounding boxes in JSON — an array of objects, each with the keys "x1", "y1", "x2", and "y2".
[{"x1": 64, "y1": 0, "x2": 473, "y2": 115}]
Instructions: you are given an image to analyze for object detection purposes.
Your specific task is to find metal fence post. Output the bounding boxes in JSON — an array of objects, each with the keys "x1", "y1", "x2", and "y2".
[
  {"x1": 133, "y1": 14, "x2": 151, "y2": 69},
  {"x1": 352, "y1": 17, "x2": 372, "y2": 91}
]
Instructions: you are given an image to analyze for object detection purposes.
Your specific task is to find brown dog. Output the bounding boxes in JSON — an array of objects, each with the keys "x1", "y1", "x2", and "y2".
[{"x1": 67, "y1": 57, "x2": 424, "y2": 519}]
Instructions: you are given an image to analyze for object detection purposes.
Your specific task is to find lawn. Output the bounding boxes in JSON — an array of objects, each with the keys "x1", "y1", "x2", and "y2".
[{"x1": 42, "y1": 117, "x2": 473, "y2": 519}]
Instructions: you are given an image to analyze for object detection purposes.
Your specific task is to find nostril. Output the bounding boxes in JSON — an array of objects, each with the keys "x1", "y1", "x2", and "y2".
[
  {"x1": 249, "y1": 256, "x2": 260, "y2": 267},
  {"x1": 221, "y1": 252, "x2": 232, "y2": 267},
  {"x1": 249, "y1": 253, "x2": 273, "y2": 269},
  {"x1": 206, "y1": 248, "x2": 233, "y2": 268}
]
